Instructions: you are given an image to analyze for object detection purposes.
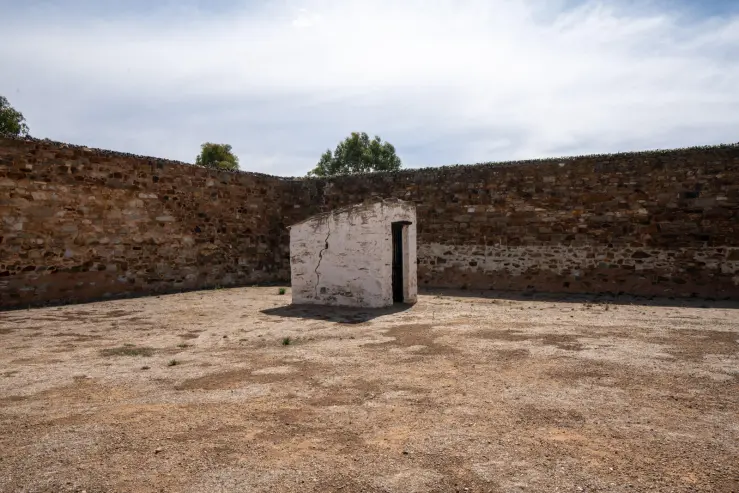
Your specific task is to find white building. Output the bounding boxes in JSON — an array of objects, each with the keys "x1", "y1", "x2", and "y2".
[{"x1": 289, "y1": 199, "x2": 417, "y2": 308}]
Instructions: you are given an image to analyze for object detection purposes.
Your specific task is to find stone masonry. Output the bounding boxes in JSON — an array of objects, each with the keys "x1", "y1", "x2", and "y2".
[
  {"x1": 281, "y1": 144, "x2": 739, "y2": 299},
  {"x1": 1, "y1": 136, "x2": 738, "y2": 308},
  {"x1": 0, "y1": 137, "x2": 287, "y2": 308}
]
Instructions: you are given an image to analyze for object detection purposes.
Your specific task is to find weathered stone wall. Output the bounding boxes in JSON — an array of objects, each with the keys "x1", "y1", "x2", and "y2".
[
  {"x1": 2, "y1": 136, "x2": 738, "y2": 308},
  {"x1": 0, "y1": 137, "x2": 286, "y2": 308},
  {"x1": 281, "y1": 145, "x2": 739, "y2": 299}
]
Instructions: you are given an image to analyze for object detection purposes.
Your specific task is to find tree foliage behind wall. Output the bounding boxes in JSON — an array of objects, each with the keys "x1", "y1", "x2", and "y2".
[
  {"x1": 0, "y1": 95, "x2": 29, "y2": 137},
  {"x1": 195, "y1": 142, "x2": 239, "y2": 171},
  {"x1": 308, "y1": 132, "x2": 402, "y2": 176}
]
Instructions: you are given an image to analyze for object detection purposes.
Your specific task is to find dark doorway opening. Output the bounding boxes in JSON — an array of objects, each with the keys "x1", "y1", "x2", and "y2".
[{"x1": 391, "y1": 221, "x2": 407, "y2": 303}]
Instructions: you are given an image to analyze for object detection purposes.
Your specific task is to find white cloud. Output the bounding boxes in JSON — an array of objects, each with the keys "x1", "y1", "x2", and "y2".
[
  {"x1": 0, "y1": 0, "x2": 737, "y2": 175},
  {"x1": 292, "y1": 7, "x2": 322, "y2": 27}
]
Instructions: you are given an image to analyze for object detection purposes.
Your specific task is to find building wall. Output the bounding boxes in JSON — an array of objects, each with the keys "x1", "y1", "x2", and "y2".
[
  {"x1": 0, "y1": 138, "x2": 286, "y2": 308},
  {"x1": 282, "y1": 145, "x2": 739, "y2": 299},
  {"x1": 290, "y1": 201, "x2": 416, "y2": 307}
]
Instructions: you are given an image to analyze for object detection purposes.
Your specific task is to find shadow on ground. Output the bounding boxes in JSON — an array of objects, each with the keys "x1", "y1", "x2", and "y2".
[
  {"x1": 423, "y1": 288, "x2": 739, "y2": 309},
  {"x1": 260, "y1": 303, "x2": 413, "y2": 323}
]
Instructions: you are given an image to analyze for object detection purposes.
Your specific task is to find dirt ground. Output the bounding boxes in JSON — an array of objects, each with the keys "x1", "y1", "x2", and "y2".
[{"x1": 0, "y1": 288, "x2": 738, "y2": 493}]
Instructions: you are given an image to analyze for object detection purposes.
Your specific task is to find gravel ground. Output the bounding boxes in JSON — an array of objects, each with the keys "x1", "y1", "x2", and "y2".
[{"x1": 0, "y1": 287, "x2": 738, "y2": 493}]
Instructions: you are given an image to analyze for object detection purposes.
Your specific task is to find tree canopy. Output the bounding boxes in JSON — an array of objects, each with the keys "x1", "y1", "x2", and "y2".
[
  {"x1": 195, "y1": 142, "x2": 239, "y2": 171},
  {"x1": 0, "y1": 95, "x2": 29, "y2": 137},
  {"x1": 308, "y1": 132, "x2": 402, "y2": 177}
]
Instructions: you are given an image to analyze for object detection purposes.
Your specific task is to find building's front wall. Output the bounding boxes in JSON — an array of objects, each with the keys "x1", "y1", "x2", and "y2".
[
  {"x1": 290, "y1": 202, "x2": 388, "y2": 307},
  {"x1": 290, "y1": 201, "x2": 417, "y2": 307}
]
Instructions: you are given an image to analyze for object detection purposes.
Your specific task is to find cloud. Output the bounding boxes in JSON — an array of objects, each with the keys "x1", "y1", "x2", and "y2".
[{"x1": 1, "y1": 0, "x2": 738, "y2": 175}]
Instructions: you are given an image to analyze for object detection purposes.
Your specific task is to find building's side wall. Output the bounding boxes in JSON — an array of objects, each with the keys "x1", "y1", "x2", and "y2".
[
  {"x1": 382, "y1": 202, "x2": 417, "y2": 304},
  {"x1": 0, "y1": 138, "x2": 285, "y2": 308},
  {"x1": 282, "y1": 145, "x2": 739, "y2": 299},
  {"x1": 290, "y1": 202, "x2": 391, "y2": 307}
]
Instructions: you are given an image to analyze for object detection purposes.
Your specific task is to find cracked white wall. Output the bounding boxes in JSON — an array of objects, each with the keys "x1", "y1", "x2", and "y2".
[{"x1": 289, "y1": 201, "x2": 416, "y2": 307}]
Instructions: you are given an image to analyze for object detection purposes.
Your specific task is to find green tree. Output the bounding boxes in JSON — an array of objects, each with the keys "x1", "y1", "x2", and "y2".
[
  {"x1": 195, "y1": 142, "x2": 239, "y2": 171},
  {"x1": 308, "y1": 132, "x2": 402, "y2": 176},
  {"x1": 0, "y1": 95, "x2": 30, "y2": 137}
]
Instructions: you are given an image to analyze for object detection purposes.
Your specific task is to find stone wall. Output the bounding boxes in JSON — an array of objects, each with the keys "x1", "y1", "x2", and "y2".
[
  {"x1": 0, "y1": 137, "x2": 286, "y2": 308},
  {"x1": 2, "y1": 136, "x2": 738, "y2": 308},
  {"x1": 281, "y1": 145, "x2": 739, "y2": 299}
]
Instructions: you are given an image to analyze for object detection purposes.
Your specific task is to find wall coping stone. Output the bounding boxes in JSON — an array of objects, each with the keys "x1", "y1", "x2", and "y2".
[{"x1": 3, "y1": 135, "x2": 737, "y2": 182}]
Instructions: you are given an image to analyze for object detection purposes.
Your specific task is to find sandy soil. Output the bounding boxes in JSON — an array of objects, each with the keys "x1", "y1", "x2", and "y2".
[{"x1": 0, "y1": 288, "x2": 738, "y2": 493}]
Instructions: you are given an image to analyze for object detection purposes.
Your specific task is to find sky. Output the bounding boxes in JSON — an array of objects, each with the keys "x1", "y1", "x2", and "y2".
[{"x1": 1, "y1": 0, "x2": 738, "y2": 176}]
